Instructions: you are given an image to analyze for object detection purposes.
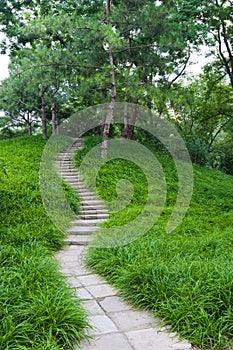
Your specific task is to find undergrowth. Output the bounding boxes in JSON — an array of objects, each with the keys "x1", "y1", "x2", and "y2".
[
  {"x1": 75, "y1": 135, "x2": 233, "y2": 350},
  {"x1": 0, "y1": 135, "x2": 89, "y2": 349}
]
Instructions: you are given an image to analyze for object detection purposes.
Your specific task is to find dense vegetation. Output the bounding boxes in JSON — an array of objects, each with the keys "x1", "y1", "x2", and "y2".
[
  {"x1": 0, "y1": 136, "x2": 89, "y2": 349},
  {"x1": 0, "y1": 0, "x2": 233, "y2": 348},
  {"x1": 0, "y1": 0, "x2": 232, "y2": 171},
  {"x1": 75, "y1": 136, "x2": 233, "y2": 350}
]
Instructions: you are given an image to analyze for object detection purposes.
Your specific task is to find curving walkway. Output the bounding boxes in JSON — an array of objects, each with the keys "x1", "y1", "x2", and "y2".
[{"x1": 55, "y1": 139, "x2": 195, "y2": 350}]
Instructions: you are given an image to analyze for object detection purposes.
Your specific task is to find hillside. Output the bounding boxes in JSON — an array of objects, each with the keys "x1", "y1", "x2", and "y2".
[
  {"x1": 75, "y1": 136, "x2": 233, "y2": 350},
  {"x1": 1, "y1": 135, "x2": 233, "y2": 349},
  {"x1": 0, "y1": 136, "x2": 89, "y2": 349}
]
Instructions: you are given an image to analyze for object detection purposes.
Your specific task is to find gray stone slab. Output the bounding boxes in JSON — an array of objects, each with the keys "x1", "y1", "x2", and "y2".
[
  {"x1": 125, "y1": 328, "x2": 192, "y2": 350},
  {"x1": 99, "y1": 296, "x2": 131, "y2": 313},
  {"x1": 109, "y1": 309, "x2": 157, "y2": 331},
  {"x1": 68, "y1": 264, "x2": 90, "y2": 277},
  {"x1": 71, "y1": 219, "x2": 106, "y2": 226},
  {"x1": 88, "y1": 315, "x2": 118, "y2": 335},
  {"x1": 82, "y1": 214, "x2": 108, "y2": 220},
  {"x1": 86, "y1": 283, "x2": 117, "y2": 298},
  {"x1": 82, "y1": 299, "x2": 105, "y2": 315},
  {"x1": 81, "y1": 333, "x2": 132, "y2": 350},
  {"x1": 63, "y1": 266, "x2": 90, "y2": 277},
  {"x1": 80, "y1": 210, "x2": 108, "y2": 215},
  {"x1": 78, "y1": 274, "x2": 106, "y2": 286},
  {"x1": 76, "y1": 287, "x2": 93, "y2": 300},
  {"x1": 64, "y1": 235, "x2": 92, "y2": 245},
  {"x1": 66, "y1": 276, "x2": 82, "y2": 288},
  {"x1": 68, "y1": 226, "x2": 98, "y2": 234}
]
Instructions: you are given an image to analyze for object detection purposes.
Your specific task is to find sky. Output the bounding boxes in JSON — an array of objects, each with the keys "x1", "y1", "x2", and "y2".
[{"x1": 0, "y1": 54, "x2": 10, "y2": 81}]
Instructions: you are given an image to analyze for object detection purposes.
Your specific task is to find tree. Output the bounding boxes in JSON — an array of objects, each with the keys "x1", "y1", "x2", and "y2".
[
  {"x1": 166, "y1": 70, "x2": 233, "y2": 166},
  {"x1": 177, "y1": 0, "x2": 233, "y2": 89}
]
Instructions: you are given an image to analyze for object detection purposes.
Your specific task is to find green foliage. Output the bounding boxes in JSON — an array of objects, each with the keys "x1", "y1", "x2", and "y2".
[
  {"x1": 79, "y1": 136, "x2": 233, "y2": 349},
  {"x1": 185, "y1": 136, "x2": 210, "y2": 166},
  {"x1": 214, "y1": 134, "x2": 233, "y2": 175},
  {"x1": 62, "y1": 181, "x2": 80, "y2": 214},
  {"x1": 0, "y1": 135, "x2": 89, "y2": 349}
]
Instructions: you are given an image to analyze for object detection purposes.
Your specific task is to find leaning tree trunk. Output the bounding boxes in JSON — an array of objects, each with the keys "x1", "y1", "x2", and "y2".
[{"x1": 101, "y1": 0, "x2": 116, "y2": 158}]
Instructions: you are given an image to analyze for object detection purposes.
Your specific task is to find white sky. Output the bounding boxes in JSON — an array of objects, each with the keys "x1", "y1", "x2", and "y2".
[
  {"x1": 0, "y1": 54, "x2": 10, "y2": 81},
  {"x1": 0, "y1": 32, "x2": 9, "y2": 81}
]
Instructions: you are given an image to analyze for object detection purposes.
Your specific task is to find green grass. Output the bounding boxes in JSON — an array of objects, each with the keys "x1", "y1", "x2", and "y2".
[
  {"x1": 75, "y1": 136, "x2": 233, "y2": 350},
  {"x1": 0, "y1": 135, "x2": 89, "y2": 349}
]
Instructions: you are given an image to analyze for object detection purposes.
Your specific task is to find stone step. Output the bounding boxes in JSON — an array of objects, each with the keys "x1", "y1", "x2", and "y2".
[
  {"x1": 62, "y1": 173, "x2": 80, "y2": 177},
  {"x1": 59, "y1": 166, "x2": 75, "y2": 170},
  {"x1": 62, "y1": 176, "x2": 81, "y2": 181},
  {"x1": 68, "y1": 226, "x2": 98, "y2": 234},
  {"x1": 57, "y1": 159, "x2": 73, "y2": 162},
  {"x1": 57, "y1": 156, "x2": 73, "y2": 159},
  {"x1": 81, "y1": 204, "x2": 106, "y2": 210},
  {"x1": 80, "y1": 209, "x2": 108, "y2": 214},
  {"x1": 79, "y1": 196, "x2": 99, "y2": 201},
  {"x1": 82, "y1": 200, "x2": 105, "y2": 205},
  {"x1": 65, "y1": 180, "x2": 83, "y2": 185},
  {"x1": 64, "y1": 235, "x2": 92, "y2": 245},
  {"x1": 55, "y1": 161, "x2": 74, "y2": 165},
  {"x1": 71, "y1": 219, "x2": 106, "y2": 225},
  {"x1": 60, "y1": 171, "x2": 78, "y2": 175},
  {"x1": 70, "y1": 185, "x2": 88, "y2": 189},
  {"x1": 57, "y1": 153, "x2": 73, "y2": 157},
  {"x1": 78, "y1": 190, "x2": 95, "y2": 196},
  {"x1": 81, "y1": 213, "x2": 109, "y2": 220}
]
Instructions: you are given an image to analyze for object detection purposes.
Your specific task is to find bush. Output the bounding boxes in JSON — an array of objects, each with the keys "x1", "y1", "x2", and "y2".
[
  {"x1": 185, "y1": 136, "x2": 210, "y2": 166},
  {"x1": 0, "y1": 135, "x2": 89, "y2": 349}
]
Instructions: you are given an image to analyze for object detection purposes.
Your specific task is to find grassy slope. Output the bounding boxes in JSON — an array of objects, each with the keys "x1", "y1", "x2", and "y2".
[
  {"x1": 0, "y1": 136, "x2": 89, "y2": 349},
  {"x1": 75, "y1": 136, "x2": 233, "y2": 350}
]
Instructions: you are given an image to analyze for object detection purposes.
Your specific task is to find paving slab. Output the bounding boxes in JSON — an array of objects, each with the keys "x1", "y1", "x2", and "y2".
[
  {"x1": 88, "y1": 315, "x2": 118, "y2": 335},
  {"x1": 71, "y1": 219, "x2": 106, "y2": 225},
  {"x1": 99, "y1": 296, "x2": 132, "y2": 313},
  {"x1": 80, "y1": 333, "x2": 132, "y2": 350},
  {"x1": 76, "y1": 287, "x2": 93, "y2": 300},
  {"x1": 66, "y1": 276, "x2": 83, "y2": 288},
  {"x1": 109, "y1": 309, "x2": 157, "y2": 331},
  {"x1": 85, "y1": 283, "x2": 117, "y2": 299},
  {"x1": 68, "y1": 226, "x2": 98, "y2": 233},
  {"x1": 125, "y1": 328, "x2": 192, "y2": 350},
  {"x1": 64, "y1": 235, "x2": 92, "y2": 245},
  {"x1": 77, "y1": 274, "x2": 106, "y2": 286},
  {"x1": 82, "y1": 299, "x2": 105, "y2": 316}
]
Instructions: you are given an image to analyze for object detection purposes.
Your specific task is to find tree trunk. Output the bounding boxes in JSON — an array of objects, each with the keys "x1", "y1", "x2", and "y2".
[
  {"x1": 41, "y1": 96, "x2": 47, "y2": 139},
  {"x1": 56, "y1": 109, "x2": 60, "y2": 134},
  {"x1": 120, "y1": 95, "x2": 128, "y2": 143},
  {"x1": 127, "y1": 102, "x2": 138, "y2": 140},
  {"x1": 26, "y1": 112, "x2": 32, "y2": 136},
  {"x1": 51, "y1": 102, "x2": 56, "y2": 134},
  {"x1": 27, "y1": 122, "x2": 32, "y2": 136},
  {"x1": 101, "y1": 0, "x2": 116, "y2": 158}
]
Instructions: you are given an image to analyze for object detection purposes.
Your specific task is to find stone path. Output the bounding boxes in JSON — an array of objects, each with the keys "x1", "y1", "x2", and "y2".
[{"x1": 55, "y1": 138, "x2": 194, "y2": 350}]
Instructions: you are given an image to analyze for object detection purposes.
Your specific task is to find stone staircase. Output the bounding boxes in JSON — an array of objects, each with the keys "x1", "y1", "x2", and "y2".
[
  {"x1": 55, "y1": 138, "x2": 194, "y2": 350},
  {"x1": 56, "y1": 138, "x2": 108, "y2": 246}
]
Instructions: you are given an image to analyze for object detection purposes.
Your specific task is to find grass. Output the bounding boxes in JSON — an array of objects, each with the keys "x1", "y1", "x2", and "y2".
[
  {"x1": 0, "y1": 135, "x2": 89, "y2": 349},
  {"x1": 75, "y1": 135, "x2": 233, "y2": 350}
]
